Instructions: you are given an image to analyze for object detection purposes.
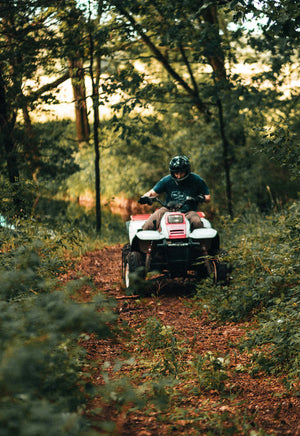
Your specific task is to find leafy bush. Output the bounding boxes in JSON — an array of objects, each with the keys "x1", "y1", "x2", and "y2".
[
  {"x1": 0, "y1": 231, "x2": 117, "y2": 435},
  {"x1": 195, "y1": 202, "x2": 299, "y2": 380},
  {"x1": 139, "y1": 317, "x2": 186, "y2": 377},
  {"x1": 193, "y1": 352, "x2": 230, "y2": 393}
]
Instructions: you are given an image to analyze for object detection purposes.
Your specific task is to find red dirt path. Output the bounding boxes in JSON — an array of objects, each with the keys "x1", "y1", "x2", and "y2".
[{"x1": 71, "y1": 245, "x2": 299, "y2": 436}]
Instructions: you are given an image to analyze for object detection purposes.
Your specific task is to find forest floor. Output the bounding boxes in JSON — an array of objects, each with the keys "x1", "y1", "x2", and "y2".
[{"x1": 68, "y1": 245, "x2": 299, "y2": 436}]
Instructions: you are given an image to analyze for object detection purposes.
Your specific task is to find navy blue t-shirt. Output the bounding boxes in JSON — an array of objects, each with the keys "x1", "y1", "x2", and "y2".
[{"x1": 153, "y1": 173, "x2": 209, "y2": 212}]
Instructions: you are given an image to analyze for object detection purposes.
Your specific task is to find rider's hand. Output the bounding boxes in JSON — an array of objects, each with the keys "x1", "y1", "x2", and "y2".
[
  {"x1": 197, "y1": 194, "x2": 206, "y2": 203},
  {"x1": 138, "y1": 196, "x2": 153, "y2": 205}
]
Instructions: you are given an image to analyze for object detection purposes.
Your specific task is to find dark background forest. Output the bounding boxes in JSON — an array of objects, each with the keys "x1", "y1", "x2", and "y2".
[{"x1": 0, "y1": 1, "x2": 299, "y2": 435}]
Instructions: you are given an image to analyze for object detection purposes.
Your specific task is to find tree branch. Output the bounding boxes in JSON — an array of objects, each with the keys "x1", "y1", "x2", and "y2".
[
  {"x1": 179, "y1": 44, "x2": 199, "y2": 96},
  {"x1": 112, "y1": 1, "x2": 209, "y2": 116},
  {"x1": 29, "y1": 71, "x2": 70, "y2": 100}
]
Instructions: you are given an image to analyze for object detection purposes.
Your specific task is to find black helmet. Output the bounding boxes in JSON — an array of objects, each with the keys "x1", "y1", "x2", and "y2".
[{"x1": 169, "y1": 156, "x2": 191, "y2": 181}]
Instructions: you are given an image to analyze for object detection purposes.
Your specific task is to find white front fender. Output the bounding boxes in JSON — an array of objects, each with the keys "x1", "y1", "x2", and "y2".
[
  {"x1": 136, "y1": 230, "x2": 165, "y2": 241},
  {"x1": 190, "y1": 228, "x2": 217, "y2": 239}
]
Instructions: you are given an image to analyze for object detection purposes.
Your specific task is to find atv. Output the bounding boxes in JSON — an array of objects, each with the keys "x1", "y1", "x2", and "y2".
[{"x1": 122, "y1": 197, "x2": 229, "y2": 289}]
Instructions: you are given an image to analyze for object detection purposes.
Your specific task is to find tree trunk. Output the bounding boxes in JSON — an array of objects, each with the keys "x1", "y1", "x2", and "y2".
[
  {"x1": 94, "y1": 55, "x2": 102, "y2": 234},
  {"x1": 216, "y1": 97, "x2": 233, "y2": 219},
  {"x1": 22, "y1": 103, "x2": 40, "y2": 183},
  {"x1": 88, "y1": 4, "x2": 101, "y2": 234},
  {"x1": 202, "y1": 6, "x2": 228, "y2": 82},
  {"x1": 0, "y1": 66, "x2": 19, "y2": 183},
  {"x1": 69, "y1": 58, "x2": 90, "y2": 143},
  {"x1": 93, "y1": 94, "x2": 101, "y2": 234},
  {"x1": 202, "y1": 5, "x2": 234, "y2": 218}
]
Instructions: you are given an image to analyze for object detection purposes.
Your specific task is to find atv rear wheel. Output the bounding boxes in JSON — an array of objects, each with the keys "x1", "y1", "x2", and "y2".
[
  {"x1": 124, "y1": 251, "x2": 145, "y2": 289},
  {"x1": 210, "y1": 260, "x2": 229, "y2": 285}
]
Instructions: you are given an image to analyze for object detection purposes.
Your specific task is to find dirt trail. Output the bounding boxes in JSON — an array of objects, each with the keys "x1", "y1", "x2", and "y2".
[{"x1": 74, "y1": 245, "x2": 299, "y2": 436}]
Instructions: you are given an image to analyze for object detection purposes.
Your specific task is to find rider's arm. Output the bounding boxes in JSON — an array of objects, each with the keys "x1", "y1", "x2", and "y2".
[{"x1": 142, "y1": 189, "x2": 159, "y2": 198}]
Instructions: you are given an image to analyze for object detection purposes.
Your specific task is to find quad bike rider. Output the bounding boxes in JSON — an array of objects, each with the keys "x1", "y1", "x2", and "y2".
[
  {"x1": 141, "y1": 155, "x2": 210, "y2": 231},
  {"x1": 122, "y1": 156, "x2": 228, "y2": 288}
]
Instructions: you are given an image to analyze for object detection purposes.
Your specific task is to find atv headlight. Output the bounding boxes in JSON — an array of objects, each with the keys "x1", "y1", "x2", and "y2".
[{"x1": 168, "y1": 214, "x2": 184, "y2": 223}]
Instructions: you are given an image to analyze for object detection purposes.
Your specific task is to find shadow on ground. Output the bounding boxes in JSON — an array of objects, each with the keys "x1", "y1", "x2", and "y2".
[{"x1": 126, "y1": 273, "x2": 200, "y2": 298}]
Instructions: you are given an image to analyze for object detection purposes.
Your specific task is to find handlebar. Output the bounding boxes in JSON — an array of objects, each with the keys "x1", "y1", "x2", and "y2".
[{"x1": 138, "y1": 195, "x2": 204, "y2": 211}]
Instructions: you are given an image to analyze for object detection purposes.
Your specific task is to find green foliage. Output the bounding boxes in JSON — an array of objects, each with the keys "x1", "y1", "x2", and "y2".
[
  {"x1": 1, "y1": 195, "x2": 127, "y2": 251},
  {"x1": 193, "y1": 352, "x2": 230, "y2": 393},
  {"x1": 0, "y1": 177, "x2": 39, "y2": 220},
  {"x1": 0, "y1": 226, "x2": 117, "y2": 434},
  {"x1": 194, "y1": 202, "x2": 300, "y2": 380},
  {"x1": 99, "y1": 359, "x2": 173, "y2": 412},
  {"x1": 168, "y1": 405, "x2": 269, "y2": 436},
  {"x1": 245, "y1": 302, "x2": 300, "y2": 382},
  {"x1": 33, "y1": 120, "x2": 80, "y2": 192},
  {"x1": 240, "y1": 0, "x2": 300, "y2": 67},
  {"x1": 0, "y1": 119, "x2": 80, "y2": 220},
  {"x1": 139, "y1": 317, "x2": 185, "y2": 377},
  {"x1": 142, "y1": 317, "x2": 175, "y2": 351},
  {"x1": 254, "y1": 124, "x2": 300, "y2": 181},
  {"x1": 96, "y1": 364, "x2": 173, "y2": 433}
]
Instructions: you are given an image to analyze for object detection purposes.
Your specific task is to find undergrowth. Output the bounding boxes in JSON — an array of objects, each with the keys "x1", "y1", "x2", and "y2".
[
  {"x1": 0, "y1": 213, "x2": 120, "y2": 435},
  {"x1": 194, "y1": 202, "x2": 299, "y2": 384}
]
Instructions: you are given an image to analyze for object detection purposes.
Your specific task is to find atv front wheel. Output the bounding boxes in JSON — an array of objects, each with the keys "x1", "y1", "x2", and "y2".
[{"x1": 124, "y1": 251, "x2": 145, "y2": 289}]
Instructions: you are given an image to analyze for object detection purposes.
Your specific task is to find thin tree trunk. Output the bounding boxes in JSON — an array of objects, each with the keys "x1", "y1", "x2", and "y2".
[
  {"x1": 216, "y1": 97, "x2": 233, "y2": 219},
  {"x1": 93, "y1": 96, "x2": 101, "y2": 234},
  {"x1": 0, "y1": 15, "x2": 19, "y2": 184},
  {"x1": 69, "y1": 58, "x2": 90, "y2": 143},
  {"x1": 0, "y1": 66, "x2": 19, "y2": 183},
  {"x1": 22, "y1": 103, "x2": 40, "y2": 183},
  {"x1": 88, "y1": 2, "x2": 101, "y2": 234},
  {"x1": 202, "y1": 5, "x2": 234, "y2": 218},
  {"x1": 94, "y1": 56, "x2": 102, "y2": 233}
]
